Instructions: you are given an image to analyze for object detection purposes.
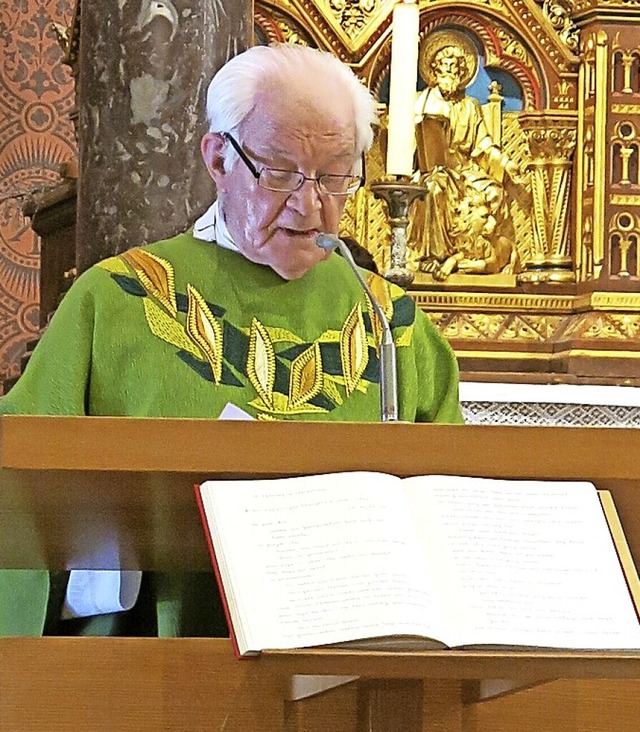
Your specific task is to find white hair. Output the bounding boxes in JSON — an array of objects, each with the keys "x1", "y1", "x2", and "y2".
[{"x1": 205, "y1": 43, "x2": 378, "y2": 157}]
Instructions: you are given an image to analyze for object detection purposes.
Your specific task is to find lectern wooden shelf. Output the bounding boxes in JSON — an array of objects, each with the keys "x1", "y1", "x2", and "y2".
[{"x1": 2, "y1": 416, "x2": 640, "y2": 732}]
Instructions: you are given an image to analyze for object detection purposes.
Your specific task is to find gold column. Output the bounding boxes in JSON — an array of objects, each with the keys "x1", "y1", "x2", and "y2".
[
  {"x1": 574, "y1": 46, "x2": 587, "y2": 279},
  {"x1": 517, "y1": 112, "x2": 578, "y2": 284},
  {"x1": 592, "y1": 30, "x2": 610, "y2": 276}
]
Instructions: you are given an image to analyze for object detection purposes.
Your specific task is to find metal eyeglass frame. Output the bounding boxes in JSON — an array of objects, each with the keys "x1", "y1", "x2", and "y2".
[{"x1": 222, "y1": 132, "x2": 364, "y2": 196}]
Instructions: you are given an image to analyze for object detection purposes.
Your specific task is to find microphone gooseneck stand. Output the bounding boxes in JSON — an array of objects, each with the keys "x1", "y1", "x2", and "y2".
[{"x1": 316, "y1": 233, "x2": 399, "y2": 423}]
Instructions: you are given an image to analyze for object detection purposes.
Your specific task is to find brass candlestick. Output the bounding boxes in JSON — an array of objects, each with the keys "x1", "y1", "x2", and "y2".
[{"x1": 370, "y1": 180, "x2": 426, "y2": 287}]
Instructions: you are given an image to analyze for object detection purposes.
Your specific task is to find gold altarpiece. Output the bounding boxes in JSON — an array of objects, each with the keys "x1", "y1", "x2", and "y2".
[
  {"x1": 255, "y1": 0, "x2": 640, "y2": 385},
  {"x1": 45, "y1": 0, "x2": 640, "y2": 385}
]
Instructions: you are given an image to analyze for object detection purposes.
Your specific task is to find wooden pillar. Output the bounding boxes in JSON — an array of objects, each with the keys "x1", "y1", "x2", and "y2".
[
  {"x1": 358, "y1": 680, "x2": 425, "y2": 732},
  {"x1": 76, "y1": 0, "x2": 253, "y2": 272}
]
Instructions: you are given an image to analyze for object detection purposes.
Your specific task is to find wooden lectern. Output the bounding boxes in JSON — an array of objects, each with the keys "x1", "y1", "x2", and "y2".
[{"x1": 2, "y1": 415, "x2": 640, "y2": 731}]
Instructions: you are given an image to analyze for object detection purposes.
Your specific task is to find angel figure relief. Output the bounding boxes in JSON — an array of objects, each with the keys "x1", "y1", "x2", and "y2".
[{"x1": 409, "y1": 30, "x2": 531, "y2": 281}]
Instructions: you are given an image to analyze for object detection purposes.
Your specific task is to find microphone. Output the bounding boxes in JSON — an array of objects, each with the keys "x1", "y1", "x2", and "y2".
[{"x1": 316, "y1": 233, "x2": 398, "y2": 423}]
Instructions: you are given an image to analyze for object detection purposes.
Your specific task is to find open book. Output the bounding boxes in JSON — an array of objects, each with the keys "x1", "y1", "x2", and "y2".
[{"x1": 195, "y1": 473, "x2": 640, "y2": 658}]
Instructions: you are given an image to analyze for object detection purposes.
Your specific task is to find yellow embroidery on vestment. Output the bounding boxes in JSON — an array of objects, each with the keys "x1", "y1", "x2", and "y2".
[
  {"x1": 238, "y1": 325, "x2": 304, "y2": 345},
  {"x1": 340, "y1": 303, "x2": 368, "y2": 396},
  {"x1": 247, "y1": 318, "x2": 276, "y2": 409},
  {"x1": 142, "y1": 297, "x2": 200, "y2": 357},
  {"x1": 322, "y1": 375, "x2": 344, "y2": 406},
  {"x1": 318, "y1": 329, "x2": 375, "y2": 350},
  {"x1": 249, "y1": 391, "x2": 327, "y2": 416},
  {"x1": 314, "y1": 330, "x2": 340, "y2": 343},
  {"x1": 123, "y1": 249, "x2": 177, "y2": 316},
  {"x1": 366, "y1": 274, "x2": 394, "y2": 349},
  {"x1": 96, "y1": 257, "x2": 129, "y2": 275},
  {"x1": 186, "y1": 284, "x2": 224, "y2": 384},
  {"x1": 117, "y1": 250, "x2": 386, "y2": 412},
  {"x1": 367, "y1": 273, "x2": 394, "y2": 319},
  {"x1": 328, "y1": 373, "x2": 369, "y2": 395},
  {"x1": 263, "y1": 327, "x2": 305, "y2": 345},
  {"x1": 396, "y1": 324, "x2": 414, "y2": 348},
  {"x1": 288, "y1": 342, "x2": 324, "y2": 410}
]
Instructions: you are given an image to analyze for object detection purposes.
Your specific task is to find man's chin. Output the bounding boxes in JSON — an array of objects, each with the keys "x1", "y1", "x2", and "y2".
[
  {"x1": 237, "y1": 233, "x2": 330, "y2": 279},
  {"x1": 271, "y1": 255, "x2": 326, "y2": 281},
  {"x1": 271, "y1": 248, "x2": 330, "y2": 281}
]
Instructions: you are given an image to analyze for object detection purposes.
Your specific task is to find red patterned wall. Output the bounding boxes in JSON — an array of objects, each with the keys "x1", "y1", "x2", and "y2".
[{"x1": 0, "y1": 0, "x2": 76, "y2": 385}]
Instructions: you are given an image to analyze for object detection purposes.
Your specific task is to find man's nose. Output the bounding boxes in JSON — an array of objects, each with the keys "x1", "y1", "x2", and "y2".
[{"x1": 287, "y1": 178, "x2": 323, "y2": 215}]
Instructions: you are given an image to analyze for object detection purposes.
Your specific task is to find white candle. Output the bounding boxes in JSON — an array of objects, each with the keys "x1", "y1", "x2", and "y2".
[{"x1": 386, "y1": 0, "x2": 419, "y2": 177}]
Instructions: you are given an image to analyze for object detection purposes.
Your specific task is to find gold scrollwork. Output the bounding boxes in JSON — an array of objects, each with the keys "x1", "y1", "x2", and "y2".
[
  {"x1": 427, "y1": 312, "x2": 566, "y2": 342},
  {"x1": 328, "y1": 0, "x2": 378, "y2": 36},
  {"x1": 582, "y1": 314, "x2": 640, "y2": 340},
  {"x1": 307, "y1": 0, "x2": 393, "y2": 52},
  {"x1": 493, "y1": 28, "x2": 529, "y2": 64},
  {"x1": 542, "y1": 0, "x2": 579, "y2": 53}
]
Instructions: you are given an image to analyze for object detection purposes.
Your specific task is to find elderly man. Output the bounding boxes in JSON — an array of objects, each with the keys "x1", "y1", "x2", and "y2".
[{"x1": 0, "y1": 43, "x2": 462, "y2": 637}]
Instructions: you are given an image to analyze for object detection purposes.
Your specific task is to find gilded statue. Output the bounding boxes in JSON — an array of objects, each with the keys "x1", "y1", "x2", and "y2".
[{"x1": 410, "y1": 30, "x2": 531, "y2": 280}]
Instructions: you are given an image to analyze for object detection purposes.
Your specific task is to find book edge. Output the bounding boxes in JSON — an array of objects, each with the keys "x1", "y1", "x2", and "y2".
[
  {"x1": 598, "y1": 489, "x2": 640, "y2": 621},
  {"x1": 194, "y1": 483, "x2": 252, "y2": 660}
]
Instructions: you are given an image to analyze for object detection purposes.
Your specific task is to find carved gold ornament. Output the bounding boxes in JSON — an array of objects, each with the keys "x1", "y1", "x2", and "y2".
[
  {"x1": 253, "y1": 0, "x2": 640, "y2": 382},
  {"x1": 310, "y1": 0, "x2": 394, "y2": 53}
]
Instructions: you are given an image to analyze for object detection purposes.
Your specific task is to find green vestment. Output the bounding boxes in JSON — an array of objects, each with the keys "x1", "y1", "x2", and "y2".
[{"x1": 0, "y1": 230, "x2": 463, "y2": 636}]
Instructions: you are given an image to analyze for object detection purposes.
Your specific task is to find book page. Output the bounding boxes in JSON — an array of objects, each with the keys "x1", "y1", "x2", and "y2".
[
  {"x1": 200, "y1": 472, "x2": 449, "y2": 653},
  {"x1": 403, "y1": 475, "x2": 640, "y2": 650}
]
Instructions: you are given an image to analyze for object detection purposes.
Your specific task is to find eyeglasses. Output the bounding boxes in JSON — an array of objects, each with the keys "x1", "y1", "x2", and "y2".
[{"x1": 222, "y1": 132, "x2": 363, "y2": 196}]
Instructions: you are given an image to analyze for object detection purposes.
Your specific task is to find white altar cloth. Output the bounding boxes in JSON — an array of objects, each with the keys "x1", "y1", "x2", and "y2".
[{"x1": 459, "y1": 382, "x2": 640, "y2": 427}]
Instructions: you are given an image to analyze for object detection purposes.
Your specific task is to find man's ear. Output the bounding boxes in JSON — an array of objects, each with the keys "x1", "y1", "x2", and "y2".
[{"x1": 201, "y1": 132, "x2": 227, "y2": 186}]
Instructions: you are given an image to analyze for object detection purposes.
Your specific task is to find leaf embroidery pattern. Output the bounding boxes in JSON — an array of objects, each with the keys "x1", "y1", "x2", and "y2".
[
  {"x1": 340, "y1": 303, "x2": 369, "y2": 396},
  {"x1": 143, "y1": 297, "x2": 201, "y2": 358},
  {"x1": 366, "y1": 274, "x2": 394, "y2": 349},
  {"x1": 96, "y1": 257, "x2": 129, "y2": 275},
  {"x1": 123, "y1": 249, "x2": 177, "y2": 316},
  {"x1": 396, "y1": 324, "x2": 414, "y2": 348},
  {"x1": 110, "y1": 253, "x2": 417, "y2": 417},
  {"x1": 322, "y1": 376, "x2": 344, "y2": 406},
  {"x1": 288, "y1": 342, "x2": 324, "y2": 410},
  {"x1": 185, "y1": 284, "x2": 224, "y2": 384},
  {"x1": 264, "y1": 326, "x2": 305, "y2": 345},
  {"x1": 247, "y1": 318, "x2": 276, "y2": 409}
]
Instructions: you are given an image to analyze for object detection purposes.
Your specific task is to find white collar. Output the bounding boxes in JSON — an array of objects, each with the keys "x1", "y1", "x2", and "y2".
[{"x1": 193, "y1": 200, "x2": 239, "y2": 252}]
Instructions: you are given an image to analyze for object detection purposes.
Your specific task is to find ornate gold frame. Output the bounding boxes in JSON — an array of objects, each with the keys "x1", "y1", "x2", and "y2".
[
  {"x1": 56, "y1": 1, "x2": 640, "y2": 384},
  {"x1": 256, "y1": 0, "x2": 640, "y2": 384}
]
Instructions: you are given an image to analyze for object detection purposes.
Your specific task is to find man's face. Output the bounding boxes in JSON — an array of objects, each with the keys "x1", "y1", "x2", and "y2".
[
  {"x1": 202, "y1": 86, "x2": 358, "y2": 280},
  {"x1": 433, "y1": 51, "x2": 463, "y2": 98}
]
